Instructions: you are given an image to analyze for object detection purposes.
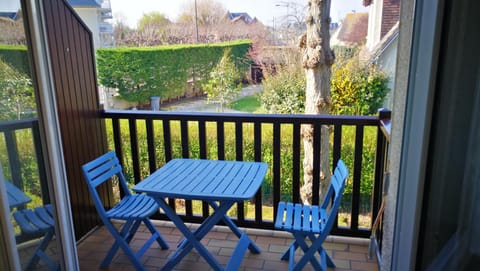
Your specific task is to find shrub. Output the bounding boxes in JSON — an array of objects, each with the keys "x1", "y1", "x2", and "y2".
[
  {"x1": 0, "y1": 58, "x2": 36, "y2": 121},
  {"x1": 331, "y1": 58, "x2": 389, "y2": 115},
  {"x1": 203, "y1": 49, "x2": 242, "y2": 112},
  {"x1": 260, "y1": 63, "x2": 305, "y2": 114},
  {"x1": 259, "y1": 47, "x2": 389, "y2": 116}
]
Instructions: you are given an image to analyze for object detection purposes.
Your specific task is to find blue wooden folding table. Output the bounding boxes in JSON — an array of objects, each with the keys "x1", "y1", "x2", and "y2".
[{"x1": 133, "y1": 158, "x2": 268, "y2": 271}]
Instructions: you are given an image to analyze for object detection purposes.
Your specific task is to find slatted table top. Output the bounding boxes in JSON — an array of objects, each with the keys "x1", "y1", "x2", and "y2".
[
  {"x1": 134, "y1": 159, "x2": 268, "y2": 201},
  {"x1": 5, "y1": 181, "x2": 31, "y2": 208}
]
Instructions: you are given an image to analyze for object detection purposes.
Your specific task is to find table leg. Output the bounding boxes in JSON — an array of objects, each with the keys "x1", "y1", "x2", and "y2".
[
  {"x1": 209, "y1": 201, "x2": 261, "y2": 254},
  {"x1": 156, "y1": 198, "x2": 227, "y2": 271}
]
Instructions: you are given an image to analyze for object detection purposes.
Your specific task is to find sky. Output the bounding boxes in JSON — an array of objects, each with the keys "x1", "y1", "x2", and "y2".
[{"x1": 110, "y1": 0, "x2": 369, "y2": 28}]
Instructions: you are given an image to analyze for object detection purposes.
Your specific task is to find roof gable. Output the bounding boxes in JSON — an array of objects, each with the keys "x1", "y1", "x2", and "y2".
[
  {"x1": 0, "y1": 12, "x2": 18, "y2": 20},
  {"x1": 228, "y1": 12, "x2": 254, "y2": 24},
  {"x1": 336, "y1": 12, "x2": 369, "y2": 45},
  {"x1": 67, "y1": 0, "x2": 100, "y2": 7}
]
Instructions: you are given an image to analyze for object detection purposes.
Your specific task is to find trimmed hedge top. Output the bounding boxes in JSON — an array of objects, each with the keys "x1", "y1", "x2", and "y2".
[
  {"x1": 0, "y1": 44, "x2": 30, "y2": 75},
  {"x1": 97, "y1": 40, "x2": 252, "y2": 103}
]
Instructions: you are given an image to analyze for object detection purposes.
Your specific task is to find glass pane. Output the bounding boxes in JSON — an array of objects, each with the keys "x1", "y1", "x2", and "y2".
[{"x1": 0, "y1": 1, "x2": 60, "y2": 269}]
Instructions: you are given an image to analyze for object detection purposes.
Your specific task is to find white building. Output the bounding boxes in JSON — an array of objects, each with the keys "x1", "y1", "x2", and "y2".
[{"x1": 68, "y1": 0, "x2": 114, "y2": 49}]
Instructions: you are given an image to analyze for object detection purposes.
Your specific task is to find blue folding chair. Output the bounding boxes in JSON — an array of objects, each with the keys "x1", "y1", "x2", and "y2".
[
  {"x1": 6, "y1": 181, "x2": 59, "y2": 271},
  {"x1": 275, "y1": 160, "x2": 348, "y2": 271},
  {"x1": 82, "y1": 151, "x2": 169, "y2": 271}
]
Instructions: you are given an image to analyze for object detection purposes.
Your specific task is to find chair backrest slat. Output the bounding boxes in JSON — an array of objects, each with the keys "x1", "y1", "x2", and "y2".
[
  {"x1": 82, "y1": 151, "x2": 131, "y2": 214},
  {"x1": 322, "y1": 160, "x2": 348, "y2": 232}
]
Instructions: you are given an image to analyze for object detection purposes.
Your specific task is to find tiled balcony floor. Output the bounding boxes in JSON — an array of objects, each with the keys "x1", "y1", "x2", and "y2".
[{"x1": 77, "y1": 220, "x2": 379, "y2": 271}]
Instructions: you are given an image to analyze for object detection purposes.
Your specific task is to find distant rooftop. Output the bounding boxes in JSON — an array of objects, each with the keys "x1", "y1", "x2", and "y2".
[
  {"x1": 0, "y1": 12, "x2": 18, "y2": 20},
  {"x1": 67, "y1": 0, "x2": 101, "y2": 7},
  {"x1": 331, "y1": 12, "x2": 369, "y2": 46},
  {"x1": 228, "y1": 12, "x2": 254, "y2": 24}
]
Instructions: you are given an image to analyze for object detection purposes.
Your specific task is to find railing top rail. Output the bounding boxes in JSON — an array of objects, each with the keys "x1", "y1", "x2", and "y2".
[
  {"x1": 0, "y1": 118, "x2": 37, "y2": 132},
  {"x1": 102, "y1": 110, "x2": 380, "y2": 126},
  {"x1": 378, "y1": 109, "x2": 391, "y2": 141}
]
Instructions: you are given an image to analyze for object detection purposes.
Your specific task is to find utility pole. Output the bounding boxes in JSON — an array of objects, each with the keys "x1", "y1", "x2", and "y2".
[{"x1": 194, "y1": 0, "x2": 199, "y2": 43}]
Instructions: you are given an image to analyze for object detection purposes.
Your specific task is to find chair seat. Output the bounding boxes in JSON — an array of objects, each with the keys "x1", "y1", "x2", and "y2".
[
  {"x1": 106, "y1": 194, "x2": 159, "y2": 220},
  {"x1": 275, "y1": 202, "x2": 327, "y2": 234},
  {"x1": 13, "y1": 204, "x2": 55, "y2": 235}
]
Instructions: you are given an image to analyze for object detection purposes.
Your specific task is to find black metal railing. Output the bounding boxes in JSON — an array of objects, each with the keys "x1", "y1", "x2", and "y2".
[
  {"x1": 102, "y1": 110, "x2": 391, "y2": 239},
  {"x1": 0, "y1": 118, "x2": 49, "y2": 206}
]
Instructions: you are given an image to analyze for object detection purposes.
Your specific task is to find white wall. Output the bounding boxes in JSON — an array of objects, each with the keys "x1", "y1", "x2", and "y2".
[
  {"x1": 366, "y1": 0, "x2": 383, "y2": 50},
  {"x1": 72, "y1": 8, "x2": 100, "y2": 50}
]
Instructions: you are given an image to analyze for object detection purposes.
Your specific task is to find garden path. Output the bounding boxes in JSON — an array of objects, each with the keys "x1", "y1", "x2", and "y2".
[{"x1": 162, "y1": 84, "x2": 262, "y2": 112}]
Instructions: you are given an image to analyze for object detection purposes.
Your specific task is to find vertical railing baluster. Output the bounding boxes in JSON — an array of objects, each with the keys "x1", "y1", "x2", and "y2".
[
  {"x1": 292, "y1": 123, "x2": 301, "y2": 203},
  {"x1": 5, "y1": 130, "x2": 23, "y2": 192},
  {"x1": 112, "y1": 118, "x2": 125, "y2": 198},
  {"x1": 333, "y1": 125, "x2": 342, "y2": 170},
  {"x1": 32, "y1": 120, "x2": 50, "y2": 204},
  {"x1": 332, "y1": 124, "x2": 342, "y2": 230},
  {"x1": 254, "y1": 122, "x2": 262, "y2": 223},
  {"x1": 198, "y1": 121, "x2": 209, "y2": 217},
  {"x1": 351, "y1": 125, "x2": 365, "y2": 231},
  {"x1": 162, "y1": 119, "x2": 174, "y2": 210},
  {"x1": 128, "y1": 118, "x2": 140, "y2": 184},
  {"x1": 217, "y1": 121, "x2": 225, "y2": 160},
  {"x1": 180, "y1": 120, "x2": 192, "y2": 216},
  {"x1": 199, "y1": 121, "x2": 207, "y2": 159},
  {"x1": 312, "y1": 123, "x2": 322, "y2": 206},
  {"x1": 162, "y1": 119, "x2": 172, "y2": 162},
  {"x1": 273, "y1": 122, "x2": 281, "y2": 218},
  {"x1": 181, "y1": 120, "x2": 189, "y2": 159},
  {"x1": 146, "y1": 119, "x2": 156, "y2": 173},
  {"x1": 235, "y1": 121, "x2": 245, "y2": 220}
]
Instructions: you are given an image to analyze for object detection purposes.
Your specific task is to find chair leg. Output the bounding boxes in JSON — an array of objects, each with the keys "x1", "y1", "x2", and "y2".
[
  {"x1": 143, "y1": 218, "x2": 169, "y2": 249},
  {"x1": 101, "y1": 220, "x2": 146, "y2": 271},
  {"x1": 24, "y1": 230, "x2": 58, "y2": 271},
  {"x1": 292, "y1": 232, "x2": 323, "y2": 271},
  {"x1": 282, "y1": 232, "x2": 335, "y2": 271}
]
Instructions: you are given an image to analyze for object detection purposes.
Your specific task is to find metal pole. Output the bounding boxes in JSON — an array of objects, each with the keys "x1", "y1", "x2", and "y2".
[{"x1": 194, "y1": 0, "x2": 199, "y2": 43}]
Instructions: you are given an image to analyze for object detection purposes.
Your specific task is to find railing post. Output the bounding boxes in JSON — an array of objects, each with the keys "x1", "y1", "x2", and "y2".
[
  {"x1": 32, "y1": 120, "x2": 50, "y2": 205},
  {"x1": 371, "y1": 109, "x2": 391, "y2": 256},
  {"x1": 4, "y1": 131, "x2": 23, "y2": 193}
]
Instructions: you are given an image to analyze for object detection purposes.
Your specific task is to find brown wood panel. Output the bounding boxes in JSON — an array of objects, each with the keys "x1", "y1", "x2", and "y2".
[{"x1": 40, "y1": 0, "x2": 110, "y2": 239}]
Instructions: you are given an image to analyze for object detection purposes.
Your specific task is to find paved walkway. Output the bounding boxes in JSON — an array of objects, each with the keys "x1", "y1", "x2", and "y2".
[{"x1": 161, "y1": 85, "x2": 263, "y2": 113}]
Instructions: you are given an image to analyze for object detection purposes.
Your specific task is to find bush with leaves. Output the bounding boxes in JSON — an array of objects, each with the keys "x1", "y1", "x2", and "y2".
[
  {"x1": 0, "y1": 58, "x2": 36, "y2": 121},
  {"x1": 260, "y1": 48, "x2": 389, "y2": 116},
  {"x1": 202, "y1": 49, "x2": 242, "y2": 112},
  {"x1": 260, "y1": 53, "x2": 305, "y2": 114},
  {"x1": 330, "y1": 58, "x2": 389, "y2": 115}
]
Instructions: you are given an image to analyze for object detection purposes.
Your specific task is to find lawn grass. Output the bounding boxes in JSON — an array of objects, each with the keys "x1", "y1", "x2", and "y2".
[{"x1": 231, "y1": 95, "x2": 261, "y2": 112}]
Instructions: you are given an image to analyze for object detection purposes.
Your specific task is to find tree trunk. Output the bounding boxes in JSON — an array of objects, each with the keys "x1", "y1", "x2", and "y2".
[{"x1": 300, "y1": 0, "x2": 335, "y2": 204}]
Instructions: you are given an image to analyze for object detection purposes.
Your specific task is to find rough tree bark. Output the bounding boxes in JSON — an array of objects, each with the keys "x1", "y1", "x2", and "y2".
[{"x1": 299, "y1": 0, "x2": 335, "y2": 204}]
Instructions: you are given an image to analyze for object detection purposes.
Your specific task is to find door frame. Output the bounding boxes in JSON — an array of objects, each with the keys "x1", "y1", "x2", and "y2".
[
  {"x1": 17, "y1": 0, "x2": 79, "y2": 269},
  {"x1": 391, "y1": 0, "x2": 445, "y2": 269}
]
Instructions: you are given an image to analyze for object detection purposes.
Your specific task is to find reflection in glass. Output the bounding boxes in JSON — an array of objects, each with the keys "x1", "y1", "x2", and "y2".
[{"x1": 0, "y1": 1, "x2": 59, "y2": 269}]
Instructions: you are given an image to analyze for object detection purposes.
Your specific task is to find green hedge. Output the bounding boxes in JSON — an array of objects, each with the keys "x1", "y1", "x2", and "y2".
[
  {"x1": 0, "y1": 44, "x2": 30, "y2": 75},
  {"x1": 97, "y1": 40, "x2": 252, "y2": 103}
]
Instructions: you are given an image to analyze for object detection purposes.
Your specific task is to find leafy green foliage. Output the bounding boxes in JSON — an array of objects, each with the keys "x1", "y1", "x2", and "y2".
[
  {"x1": 259, "y1": 46, "x2": 389, "y2": 116},
  {"x1": 203, "y1": 49, "x2": 242, "y2": 111},
  {"x1": 331, "y1": 58, "x2": 389, "y2": 115},
  {"x1": 137, "y1": 12, "x2": 170, "y2": 31},
  {"x1": 0, "y1": 58, "x2": 36, "y2": 121},
  {"x1": 260, "y1": 63, "x2": 306, "y2": 114},
  {"x1": 96, "y1": 40, "x2": 251, "y2": 103},
  {"x1": 0, "y1": 44, "x2": 30, "y2": 75}
]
